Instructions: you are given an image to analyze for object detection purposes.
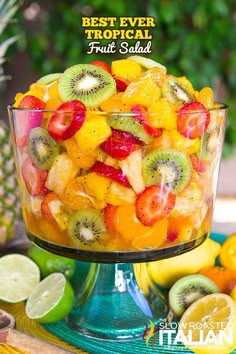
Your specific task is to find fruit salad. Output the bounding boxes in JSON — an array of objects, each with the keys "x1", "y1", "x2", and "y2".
[{"x1": 8, "y1": 55, "x2": 227, "y2": 254}]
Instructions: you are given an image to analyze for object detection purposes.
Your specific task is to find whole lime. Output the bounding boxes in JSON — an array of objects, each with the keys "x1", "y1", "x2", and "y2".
[{"x1": 27, "y1": 244, "x2": 76, "y2": 279}]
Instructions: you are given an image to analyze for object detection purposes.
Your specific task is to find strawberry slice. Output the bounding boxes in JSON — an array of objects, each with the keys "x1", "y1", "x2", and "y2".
[
  {"x1": 113, "y1": 75, "x2": 130, "y2": 92},
  {"x1": 104, "y1": 203, "x2": 118, "y2": 233},
  {"x1": 177, "y1": 102, "x2": 210, "y2": 139},
  {"x1": 111, "y1": 129, "x2": 142, "y2": 145},
  {"x1": 135, "y1": 185, "x2": 176, "y2": 226},
  {"x1": 90, "y1": 60, "x2": 111, "y2": 74},
  {"x1": 131, "y1": 105, "x2": 163, "y2": 137},
  {"x1": 48, "y1": 100, "x2": 86, "y2": 142},
  {"x1": 15, "y1": 95, "x2": 45, "y2": 147},
  {"x1": 91, "y1": 161, "x2": 131, "y2": 188},
  {"x1": 190, "y1": 154, "x2": 207, "y2": 172},
  {"x1": 100, "y1": 129, "x2": 141, "y2": 160},
  {"x1": 21, "y1": 157, "x2": 48, "y2": 196}
]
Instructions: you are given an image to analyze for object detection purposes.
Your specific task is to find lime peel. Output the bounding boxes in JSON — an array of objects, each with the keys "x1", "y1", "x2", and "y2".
[{"x1": 27, "y1": 245, "x2": 76, "y2": 279}]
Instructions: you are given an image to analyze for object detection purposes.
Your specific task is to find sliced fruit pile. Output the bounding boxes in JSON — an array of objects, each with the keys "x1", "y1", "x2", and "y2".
[{"x1": 12, "y1": 55, "x2": 226, "y2": 251}]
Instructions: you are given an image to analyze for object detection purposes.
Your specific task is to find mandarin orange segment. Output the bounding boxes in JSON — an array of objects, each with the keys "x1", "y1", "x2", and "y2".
[
  {"x1": 198, "y1": 87, "x2": 214, "y2": 109},
  {"x1": 60, "y1": 177, "x2": 93, "y2": 210},
  {"x1": 121, "y1": 78, "x2": 161, "y2": 107},
  {"x1": 64, "y1": 137, "x2": 97, "y2": 169},
  {"x1": 60, "y1": 177, "x2": 105, "y2": 211},
  {"x1": 114, "y1": 204, "x2": 154, "y2": 242},
  {"x1": 138, "y1": 67, "x2": 166, "y2": 86},
  {"x1": 132, "y1": 218, "x2": 168, "y2": 250}
]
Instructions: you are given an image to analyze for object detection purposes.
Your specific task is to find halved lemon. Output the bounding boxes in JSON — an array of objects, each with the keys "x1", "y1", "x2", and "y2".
[{"x1": 178, "y1": 293, "x2": 236, "y2": 354}]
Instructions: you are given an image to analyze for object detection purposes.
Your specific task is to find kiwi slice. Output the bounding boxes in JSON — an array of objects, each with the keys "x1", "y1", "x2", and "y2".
[
  {"x1": 128, "y1": 55, "x2": 167, "y2": 72},
  {"x1": 169, "y1": 274, "x2": 220, "y2": 318},
  {"x1": 142, "y1": 148, "x2": 192, "y2": 193},
  {"x1": 37, "y1": 73, "x2": 62, "y2": 85},
  {"x1": 28, "y1": 127, "x2": 59, "y2": 170},
  {"x1": 58, "y1": 64, "x2": 116, "y2": 107},
  {"x1": 68, "y1": 209, "x2": 106, "y2": 246},
  {"x1": 108, "y1": 115, "x2": 153, "y2": 144},
  {"x1": 162, "y1": 76, "x2": 195, "y2": 106},
  {"x1": 198, "y1": 127, "x2": 219, "y2": 162}
]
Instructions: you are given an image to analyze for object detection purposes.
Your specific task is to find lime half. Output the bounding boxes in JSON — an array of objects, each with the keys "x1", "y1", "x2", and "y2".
[
  {"x1": 25, "y1": 273, "x2": 75, "y2": 323},
  {"x1": 0, "y1": 254, "x2": 40, "y2": 303}
]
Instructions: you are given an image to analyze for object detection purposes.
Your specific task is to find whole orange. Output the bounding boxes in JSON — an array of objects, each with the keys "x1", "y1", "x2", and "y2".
[{"x1": 199, "y1": 266, "x2": 236, "y2": 294}]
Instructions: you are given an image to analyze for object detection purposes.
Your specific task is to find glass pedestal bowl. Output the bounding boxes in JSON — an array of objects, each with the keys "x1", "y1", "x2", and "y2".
[{"x1": 8, "y1": 104, "x2": 227, "y2": 341}]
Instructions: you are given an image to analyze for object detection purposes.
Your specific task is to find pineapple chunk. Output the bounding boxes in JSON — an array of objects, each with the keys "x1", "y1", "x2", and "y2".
[
  {"x1": 105, "y1": 182, "x2": 136, "y2": 206},
  {"x1": 75, "y1": 115, "x2": 111, "y2": 153},
  {"x1": 111, "y1": 59, "x2": 142, "y2": 80},
  {"x1": 119, "y1": 150, "x2": 145, "y2": 194},
  {"x1": 45, "y1": 153, "x2": 79, "y2": 196},
  {"x1": 29, "y1": 196, "x2": 44, "y2": 216},
  {"x1": 170, "y1": 181, "x2": 202, "y2": 218},
  {"x1": 48, "y1": 199, "x2": 68, "y2": 231},
  {"x1": 190, "y1": 202, "x2": 209, "y2": 229}
]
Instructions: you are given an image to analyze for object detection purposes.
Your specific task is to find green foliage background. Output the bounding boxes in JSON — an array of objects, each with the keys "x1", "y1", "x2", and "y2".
[{"x1": 9, "y1": 0, "x2": 236, "y2": 157}]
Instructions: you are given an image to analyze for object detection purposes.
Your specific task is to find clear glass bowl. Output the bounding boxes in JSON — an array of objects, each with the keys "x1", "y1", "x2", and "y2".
[{"x1": 8, "y1": 104, "x2": 227, "y2": 340}]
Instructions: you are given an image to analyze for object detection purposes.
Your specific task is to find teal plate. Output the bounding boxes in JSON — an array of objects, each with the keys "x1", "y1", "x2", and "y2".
[{"x1": 44, "y1": 233, "x2": 236, "y2": 354}]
